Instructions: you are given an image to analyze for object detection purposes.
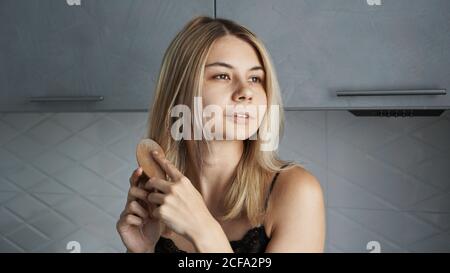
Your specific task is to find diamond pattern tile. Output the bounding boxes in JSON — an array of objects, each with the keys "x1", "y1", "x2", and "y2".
[
  {"x1": 51, "y1": 113, "x2": 104, "y2": 133},
  {"x1": 0, "y1": 192, "x2": 19, "y2": 204},
  {"x1": 412, "y1": 192, "x2": 450, "y2": 213},
  {"x1": 107, "y1": 164, "x2": 138, "y2": 192},
  {"x1": 413, "y1": 119, "x2": 450, "y2": 152},
  {"x1": 5, "y1": 224, "x2": 49, "y2": 252},
  {"x1": 327, "y1": 208, "x2": 406, "y2": 253},
  {"x1": 408, "y1": 231, "x2": 450, "y2": 253},
  {"x1": 1, "y1": 113, "x2": 49, "y2": 132},
  {"x1": 33, "y1": 151, "x2": 75, "y2": 176},
  {"x1": 0, "y1": 208, "x2": 23, "y2": 235},
  {"x1": 84, "y1": 195, "x2": 126, "y2": 219},
  {"x1": 4, "y1": 193, "x2": 49, "y2": 221},
  {"x1": 37, "y1": 228, "x2": 111, "y2": 253},
  {"x1": 108, "y1": 125, "x2": 147, "y2": 163},
  {"x1": 0, "y1": 237, "x2": 23, "y2": 253},
  {"x1": 407, "y1": 155, "x2": 450, "y2": 191},
  {"x1": 53, "y1": 195, "x2": 116, "y2": 227},
  {"x1": 56, "y1": 135, "x2": 100, "y2": 162},
  {"x1": 0, "y1": 120, "x2": 19, "y2": 146},
  {"x1": 412, "y1": 212, "x2": 450, "y2": 230},
  {"x1": 32, "y1": 193, "x2": 73, "y2": 207},
  {"x1": 26, "y1": 119, "x2": 72, "y2": 147},
  {"x1": 29, "y1": 210, "x2": 77, "y2": 240},
  {"x1": 6, "y1": 165, "x2": 47, "y2": 189},
  {"x1": 0, "y1": 148, "x2": 23, "y2": 177},
  {"x1": 82, "y1": 150, "x2": 127, "y2": 178},
  {"x1": 372, "y1": 136, "x2": 442, "y2": 171},
  {"x1": 328, "y1": 170, "x2": 399, "y2": 210},
  {"x1": 104, "y1": 112, "x2": 148, "y2": 131},
  {"x1": 0, "y1": 177, "x2": 19, "y2": 192},
  {"x1": 326, "y1": 110, "x2": 450, "y2": 252},
  {"x1": 29, "y1": 178, "x2": 74, "y2": 195},
  {"x1": 4, "y1": 135, "x2": 47, "y2": 161},
  {"x1": 332, "y1": 118, "x2": 400, "y2": 154},
  {"x1": 78, "y1": 117, "x2": 127, "y2": 146},
  {"x1": 53, "y1": 165, "x2": 123, "y2": 196},
  {"x1": 283, "y1": 111, "x2": 327, "y2": 165}
]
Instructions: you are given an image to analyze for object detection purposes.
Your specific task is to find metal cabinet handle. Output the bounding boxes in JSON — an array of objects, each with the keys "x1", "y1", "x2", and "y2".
[
  {"x1": 29, "y1": 96, "x2": 104, "y2": 102},
  {"x1": 336, "y1": 89, "x2": 446, "y2": 97}
]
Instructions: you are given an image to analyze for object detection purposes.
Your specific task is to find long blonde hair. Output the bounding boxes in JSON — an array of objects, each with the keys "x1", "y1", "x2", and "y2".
[{"x1": 146, "y1": 16, "x2": 301, "y2": 226}]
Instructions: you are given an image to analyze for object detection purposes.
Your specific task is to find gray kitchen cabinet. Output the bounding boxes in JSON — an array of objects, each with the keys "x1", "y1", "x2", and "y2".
[
  {"x1": 0, "y1": 0, "x2": 213, "y2": 112},
  {"x1": 217, "y1": 0, "x2": 450, "y2": 109}
]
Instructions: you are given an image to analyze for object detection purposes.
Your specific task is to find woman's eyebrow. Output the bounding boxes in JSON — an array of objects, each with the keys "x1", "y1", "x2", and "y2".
[{"x1": 205, "y1": 62, "x2": 264, "y2": 72}]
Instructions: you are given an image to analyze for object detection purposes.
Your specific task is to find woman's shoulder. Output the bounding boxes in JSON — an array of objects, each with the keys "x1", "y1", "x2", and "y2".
[
  {"x1": 276, "y1": 164, "x2": 322, "y2": 194},
  {"x1": 266, "y1": 164, "x2": 324, "y2": 228},
  {"x1": 264, "y1": 164, "x2": 326, "y2": 252}
]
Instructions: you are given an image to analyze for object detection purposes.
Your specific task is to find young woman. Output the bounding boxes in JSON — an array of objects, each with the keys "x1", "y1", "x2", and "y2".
[{"x1": 117, "y1": 16, "x2": 325, "y2": 253}]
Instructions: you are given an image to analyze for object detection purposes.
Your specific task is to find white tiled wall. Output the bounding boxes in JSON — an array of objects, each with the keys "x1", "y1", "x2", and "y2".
[
  {"x1": 0, "y1": 111, "x2": 449, "y2": 252},
  {"x1": 0, "y1": 112, "x2": 147, "y2": 252}
]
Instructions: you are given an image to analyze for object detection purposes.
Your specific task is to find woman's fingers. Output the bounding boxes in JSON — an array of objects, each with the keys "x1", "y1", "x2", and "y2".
[
  {"x1": 119, "y1": 201, "x2": 148, "y2": 229},
  {"x1": 129, "y1": 167, "x2": 149, "y2": 189},
  {"x1": 127, "y1": 200, "x2": 148, "y2": 218},
  {"x1": 129, "y1": 167, "x2": 143, "y2": 187},
  {"x1": 122, "y1": 214, "x2": 143, "y2": 227},
  {"x1": 127, "y1": 186, "x2": 149, "y2": 202},
  {"x1": 143, "y1": 177, "x2": 171, "y2": 194},
  {"x1": 147, "y1": 192, "x2": 166, "y2": 205},
  {"x1": 151, "y1": 152, "x2": 183, "y2": 181},
  {"x1": 119, "y1": 168, "x2": 157, "y2": 232}
]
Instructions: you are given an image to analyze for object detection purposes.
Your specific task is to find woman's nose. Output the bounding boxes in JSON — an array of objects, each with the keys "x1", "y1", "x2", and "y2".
[{"x1": 232, "y1": 85, "x2": 253, "y2": 102}]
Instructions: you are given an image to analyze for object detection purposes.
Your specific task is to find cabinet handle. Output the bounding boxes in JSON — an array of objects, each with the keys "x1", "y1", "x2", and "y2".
[
  {"x1": 29, "y1": 96, "x2": 104, "y2": 102},
  {"x1": 336, "y1": 89, "x2": 446, "y2": 97}
]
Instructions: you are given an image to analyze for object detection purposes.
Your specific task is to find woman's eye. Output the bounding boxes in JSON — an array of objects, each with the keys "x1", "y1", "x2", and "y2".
[
  {"x1": 250, "y1": 76, "x2": 262, "y2": 83},
  {"x1": 213, "y1": 74, "x2": 262, "y2": 83},
  {"x1": 214, "y1": 74, "x2": 230, "y2": 80}
]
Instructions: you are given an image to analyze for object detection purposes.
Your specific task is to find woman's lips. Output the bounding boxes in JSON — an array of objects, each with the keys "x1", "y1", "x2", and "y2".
[
  {"x1": 234, "y1": 113, "x2": 249, "y2": 118},
  {"x1": 226, "y1": 113, "x2": 253, "y2": 124}
]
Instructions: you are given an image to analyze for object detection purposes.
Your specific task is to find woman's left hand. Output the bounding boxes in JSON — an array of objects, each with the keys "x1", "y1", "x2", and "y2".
[{"x1": 144, "y1": 151, "x2": 217, "y2": 243}]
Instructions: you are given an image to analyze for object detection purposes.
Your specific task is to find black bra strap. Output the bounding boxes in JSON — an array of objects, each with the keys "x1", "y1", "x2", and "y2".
[{"x1": 264, "y1": 163, "x2": 291, "y2": 209}]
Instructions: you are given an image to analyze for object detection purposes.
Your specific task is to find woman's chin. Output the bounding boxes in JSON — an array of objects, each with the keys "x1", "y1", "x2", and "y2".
[{"x1": 222, "y1": 130, "x2": 258, "y2": 141}]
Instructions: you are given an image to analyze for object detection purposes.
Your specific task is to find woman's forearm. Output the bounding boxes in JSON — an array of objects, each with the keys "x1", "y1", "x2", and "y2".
[{"x1": 190, "y1": 219, "x2": 234, "y2": 253}]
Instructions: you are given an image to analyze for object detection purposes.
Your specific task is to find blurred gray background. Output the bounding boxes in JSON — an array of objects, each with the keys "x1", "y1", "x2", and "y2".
[{"x1": 1, "y1": 0, "x2": 449, "y2": 252}]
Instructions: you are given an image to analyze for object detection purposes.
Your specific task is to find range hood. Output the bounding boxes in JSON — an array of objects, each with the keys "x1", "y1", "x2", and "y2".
[
  {"x1": 336, "y1": 89, "x2": 447, "y2": 117},
  {"x1": 348, "y1": 109, "x2": 445, "y2": 117}
]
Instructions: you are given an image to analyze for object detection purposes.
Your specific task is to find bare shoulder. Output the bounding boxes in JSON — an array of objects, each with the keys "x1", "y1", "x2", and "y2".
[
  {"x1": 282, "y1": 165, "x2": 321, "y2": 186},
  {"x1": 265, "y1": 165, "x2": 325, "y2": 252},
  {"x1": 271, "y1": 165, "x2": 323, "y2": 207}
]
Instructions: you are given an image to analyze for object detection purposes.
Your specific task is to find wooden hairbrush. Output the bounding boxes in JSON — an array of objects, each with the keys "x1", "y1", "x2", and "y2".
[
  {"x1": 135, "y1": 138, "x2": 172, "y2": 237},
  {"x1": 136, "y1": 138, "x2": 166, "y2": 180}
]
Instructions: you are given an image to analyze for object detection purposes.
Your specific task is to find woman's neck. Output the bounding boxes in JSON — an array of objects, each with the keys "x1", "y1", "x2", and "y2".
[{"x1": 185, "y1": 140, "x2": 244, "y2": 214}]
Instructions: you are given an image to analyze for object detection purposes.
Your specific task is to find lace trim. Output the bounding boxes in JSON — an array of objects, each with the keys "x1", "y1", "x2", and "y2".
[{"x1": 155, "y1": 225, "x2": 270, "y2": 253}]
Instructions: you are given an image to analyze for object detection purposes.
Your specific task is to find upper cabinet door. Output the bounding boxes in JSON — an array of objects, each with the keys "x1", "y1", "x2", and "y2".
[
  {"x1": 0, "y1": 0, "x2": 213, "y2": 112},
  {"x1": 217, "y1": 0, "x2": 450, "y2": 109}
]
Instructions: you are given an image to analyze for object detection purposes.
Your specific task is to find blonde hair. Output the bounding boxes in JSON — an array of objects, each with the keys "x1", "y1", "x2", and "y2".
[{"x1": 146, "y1": 16, "x2": 302, "y2": 227}]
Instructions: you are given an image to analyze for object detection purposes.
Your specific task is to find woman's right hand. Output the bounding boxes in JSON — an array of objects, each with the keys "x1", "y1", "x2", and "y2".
[{"x1": 116, "y1": 167, "x2": 162, "y2": 253}]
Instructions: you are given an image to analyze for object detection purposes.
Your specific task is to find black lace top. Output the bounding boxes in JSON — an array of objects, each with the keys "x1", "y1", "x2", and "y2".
[{"x1": 154, "y1": 163, "x2": 291, "y2": 253}]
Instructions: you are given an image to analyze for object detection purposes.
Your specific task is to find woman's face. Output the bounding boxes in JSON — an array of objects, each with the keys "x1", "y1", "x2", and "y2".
[{"x1": 201, "y1": 35, "x2": 267, "y2": 140}]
